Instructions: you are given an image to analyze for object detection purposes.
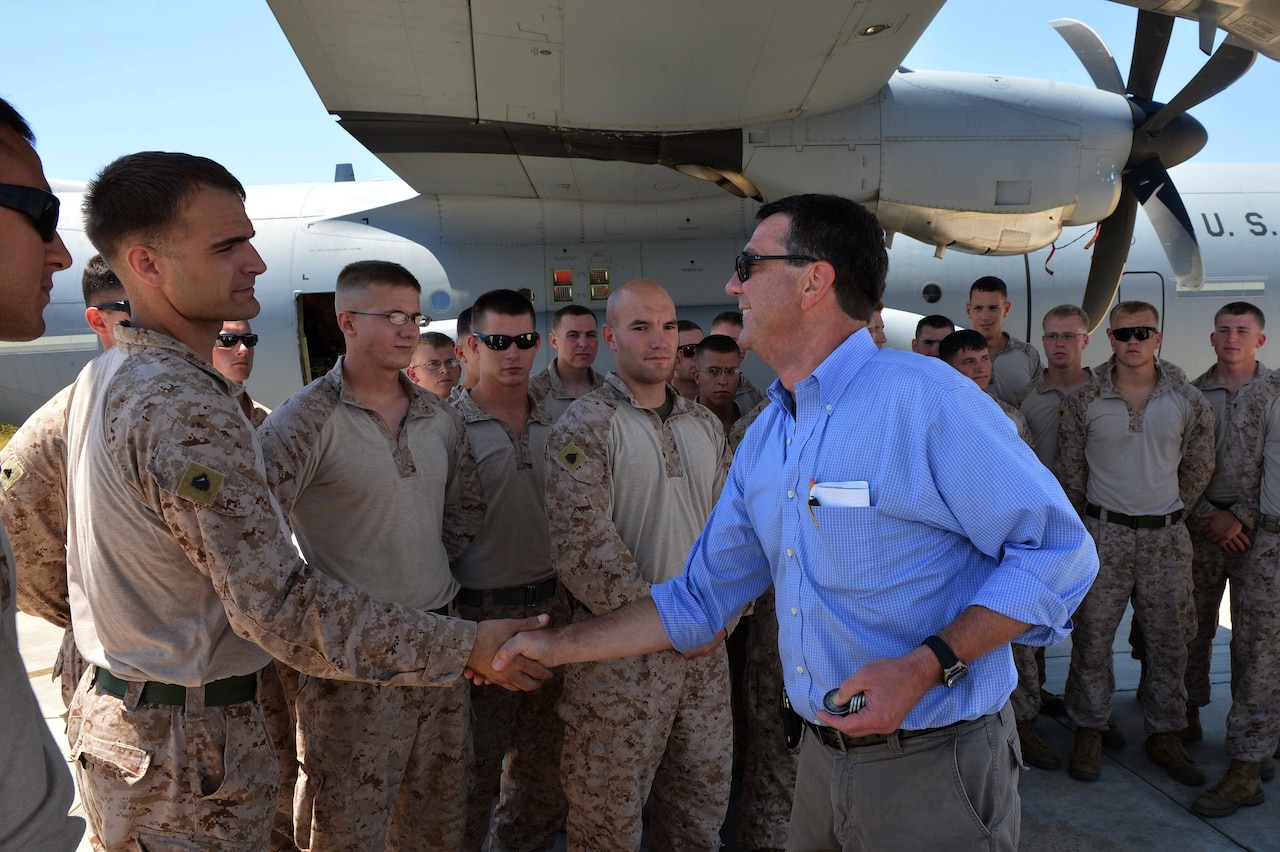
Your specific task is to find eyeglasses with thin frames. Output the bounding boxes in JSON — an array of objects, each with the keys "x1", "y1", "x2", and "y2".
[
  {"x1": 348, "y1": 310, "x2": 430, "y2": 328},
  {"x1": 735, "y1": 253, "x2": 817, "y2": 282},
  {"x1": 0, "y1": 183, "x2": 60, "y2": 243},
  {"x1": 473, "y1": 332, "x2": 539, "y2": 351},
  {"x1": 411, "y1": 358, "x2": 460, "y2": 372},
  {"x1": 1111, "y1": 326, "x2": 1159, "y2": 342},
  {"x1": 700, "y1": 366, "x2": 741, "y2": 377}
]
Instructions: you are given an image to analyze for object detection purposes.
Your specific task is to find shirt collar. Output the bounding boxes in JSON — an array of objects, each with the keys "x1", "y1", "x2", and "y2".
[
  {"x1": 114, "y1": 324, "x2": 239, "y2": 396},
  {"x1": 766, "y1": 327, "x2": 877, "y2": 418}
]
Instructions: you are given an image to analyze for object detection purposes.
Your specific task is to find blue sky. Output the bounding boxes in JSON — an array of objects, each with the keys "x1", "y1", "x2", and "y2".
[{"x1": 3, "y1": 0, "x2": 1277, "y2": 187}]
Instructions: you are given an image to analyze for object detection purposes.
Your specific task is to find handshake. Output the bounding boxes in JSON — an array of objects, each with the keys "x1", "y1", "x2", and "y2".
[{"x1": 461, "y1": 614, "x2": 561, "y2": 691}]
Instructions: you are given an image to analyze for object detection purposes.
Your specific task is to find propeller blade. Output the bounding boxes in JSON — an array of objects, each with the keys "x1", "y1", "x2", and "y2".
[
  {"x1": 1127, "y1": 10, "x2": 1175, "y2": 101},
  {"x1": 1051, "y1": 18, "x2": 1126, "y2": 94},
  {"x1": 1082, "y1": 186, "x2": 1138, "y2": 332},
  {"x1": 1125, "y1": 159, "x2": 1205, "y2": 290},
  {"x1": 1142, "y1": 38, "x2": 1257, "y2": 134}
]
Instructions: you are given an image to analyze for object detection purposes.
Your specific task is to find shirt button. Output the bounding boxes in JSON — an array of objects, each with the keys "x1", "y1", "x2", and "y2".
[
  {"x1": 791, "y1": 607, "x2": 798, "y2": 615},
  {"x1": 787, "y1": 490, "x2": 795, "y2": 498},
  {"x1": 786, "y1": 548, "x2": 793, "y2": 557},
  {"x1": 826, "y1": 404, "x2": 833, "y2": 411},
  {"x1": 786, "y1": 438, "x2": 792, "y2": 445},
  {"x1": 796, "y1": 666, "x2": 804, "y2": 674}
]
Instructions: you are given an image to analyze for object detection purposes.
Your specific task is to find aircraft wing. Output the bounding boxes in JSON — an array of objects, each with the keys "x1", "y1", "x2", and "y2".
[
  {"x1": 1108, "y1": 0, "x2": 1280, "y2": 59},
  {"x1": 267, "y1": 0, "x2": 945, "y2": 201}
]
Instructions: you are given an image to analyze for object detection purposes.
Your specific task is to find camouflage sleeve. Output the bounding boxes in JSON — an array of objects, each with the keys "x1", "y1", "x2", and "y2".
[
  {"x1": 1234, "y1": 382, "x2": 1274, "y2": 530},
  {"x1": 442, "y1": 406, "x2": 485, "y2": 562},
  {"x1": 1178, "y1": 388, "x2": 1217, "y2": 511},
  {"x1": 1055, "y1": 390, "x2": 1089, "y2": 513},
  {"x1": 0, "y1": 390, "x2": 72, "y2": 629},
  {"x1": 544, "y1": 398, "x2": 651, "y2": 615},
  {"x1": 125, "y1": 389, "x2": 476, "y2": 686},
  {"x1": 257, "y1": 395, "x2": 326, "y2": 524}
]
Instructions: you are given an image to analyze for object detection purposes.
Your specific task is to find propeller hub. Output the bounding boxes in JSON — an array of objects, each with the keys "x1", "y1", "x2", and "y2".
[{"x1": 1127, "y1": 100, "x2": 1208, "y2": 169}]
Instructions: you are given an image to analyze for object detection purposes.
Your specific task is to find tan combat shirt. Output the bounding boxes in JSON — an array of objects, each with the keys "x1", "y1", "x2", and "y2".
[
  {"x1": 528, "y1": 358, "x2": 604, "y2": 422},
  {"x1": 1192, "y1": 362, "x2": 1270, "y2": 517},
  {"x1": 65, "y1": 327, "x2": 475, "y2": 687},
  {"x1": 1056, "y1": 358, "x2": 1215, "y2": 517},
  {"x1": 1011, "y1": 368, "x2": 1093, "y2": 471},
  {"x1": 990, "y1": 334, "x2": 1042, "y2": 404},
  {"x1": 1236, "y1": 371, "x2": 1280, "y2": 523},
  {"x1": 546, "y1": 374, "x2": 730, "y2": 615},
  {"x1": 259, "y1": 358, "x2": 482, "y2": 612},
  {"x1": 449, "y1": 389, "x2": 556, "y2": 589},
  {"x1": 997, "y1": 399, "x2": 1035, "y2": 450}
]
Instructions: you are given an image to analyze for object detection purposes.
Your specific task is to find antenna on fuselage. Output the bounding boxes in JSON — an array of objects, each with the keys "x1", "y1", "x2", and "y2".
[{"x1": 335, "y1": 163, "x2": 355, "y2": 182}]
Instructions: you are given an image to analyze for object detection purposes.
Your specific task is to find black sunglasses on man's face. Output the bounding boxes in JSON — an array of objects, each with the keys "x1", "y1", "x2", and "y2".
[{"x1": 0, "y1": 183, "x2": 59, "y2": 243}]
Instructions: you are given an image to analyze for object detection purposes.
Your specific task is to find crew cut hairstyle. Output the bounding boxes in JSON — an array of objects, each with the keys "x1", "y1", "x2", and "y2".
[
  {"x1": 471, "y1": 288, "x2": 535, "y2": 329},
  {"x1": 456, "y1": 307, "x2": 474, "y2": 339},
  {"x1": 711, "y1": 310, "x2": 743, "y2": 329},
  {"x1": 552, "y1": 303, "x2": 596, "y2": 332},
  {"x1": 336, "y1": 260, "x2": 421, "y2": 295},
  {"x1": 939, "y1": 329, "x2": 989, "y2": 365},
  {"x1": 969, "y1": 276, "x2": 1008, "y2": 300},
  {"x1": 1110, "y1": 299, "x2": 1160, "y2": 327},
  {"x1": 677, "y1": 319, "x2": 702, "y2": 334},
  {"x1": 1042, "y1": 304, "x2": 1090, "y2": 330},
  {"x1": 695, "y1": 334, "x2": 742, "y2": 360},
  {"x1": 0, "y1": 97, "x2": 34, "y2": 144},
  {"x1": 754, "y1": 194, "x2": 888, "y2": 323},
  {"x1": 915, "y1": 314, "x2": 955, "y2": 338},
  {"x1": 1215, "y1": 301, "x2": 1265, "y2": 329},
  {"x1": 81, "y1": 254, "x2": 124, "y2": 307},
  {"x1": 418, "y1": 331, "x2": 455, "y2": 348},
  {"x1": 83, "y1": 152, "x2": 246, "y2": 261}
]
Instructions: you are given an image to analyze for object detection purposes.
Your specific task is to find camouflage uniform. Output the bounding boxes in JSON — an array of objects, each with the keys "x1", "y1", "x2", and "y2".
[
  {"x1": 989, "y1": 334, "x2": 1042, "y2": 404},
  {"x1": 260, "y1": 359, "x2": 484, "y2": 851},
  {"x1": 528, "y1": 358, "x2": 604, "y2": 422},
  {"x1": 1057, "y1": 359, "x2": 1214, "y2": 733},
  {"x1": 547, "y1": 374, "x2": 732, "y2": 851},
  {"x1": 64, "y1": 327, "x2": 480, "y2": 849},
  {"x1": 1218, "y1": 371, "x2": 1280, "y2": 761},
  {"x1": 734, "y1": 373, "x2": 767, "y2": 413},
  {"x1": 1185, "y1": 364, "x2": 1269, "y2": 710},
  {"x1": 1011, "y1": 368, "x2": 1094, "y2": 471},
  {"x1": 449, "y1": 389, "x2": 569, "y2": 852}
]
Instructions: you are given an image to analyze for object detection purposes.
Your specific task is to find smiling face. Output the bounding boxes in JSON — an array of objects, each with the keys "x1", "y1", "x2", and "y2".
[
  {"x1": 725, "y1": 213, "x2": 807, "y2": 364},
  {"x1": 0, "y1": 125, "x2": 72, "y2": 340},
  {"x1": 947, "y1": 346, "x2": 993, "y2": 390}
]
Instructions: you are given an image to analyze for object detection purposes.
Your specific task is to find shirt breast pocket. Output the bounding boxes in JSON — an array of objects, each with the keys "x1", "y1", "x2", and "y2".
[{"x1": 807, "y1": 504, "x2": 889, "y2": 594}]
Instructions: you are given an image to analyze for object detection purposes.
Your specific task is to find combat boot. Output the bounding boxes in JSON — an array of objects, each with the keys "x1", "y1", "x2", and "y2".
[
  {"x1": 1017, "y1": 719, "x2": 1061, "y2": 770},
  {"x1": 1262, "y1": 756, "x2": 1275, "y2": 782},
  {"x1": 1145, "y1": 732, "x2": 1205, "y2": 786},
  {"x1": 1192, "y1": 760, "x2": 1264, "y2": 817},
  {"x1": 1069, "y1": 727, "x2": 1103, "y2": 782},
  {"x1": 1180, "y1": 704, "x2": 1203, "y2": 743},
  {"x1": 1100, "y1": 715, "x2": 1126, "y2": 750}
]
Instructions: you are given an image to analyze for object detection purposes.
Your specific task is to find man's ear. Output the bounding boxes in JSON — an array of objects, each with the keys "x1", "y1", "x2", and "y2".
[
  {"x1": 121, "y1": 244, "x2": 166, "y2": 291},
  {"x1": 798, "y1": 260, "x2": 837, "y2": 312}
]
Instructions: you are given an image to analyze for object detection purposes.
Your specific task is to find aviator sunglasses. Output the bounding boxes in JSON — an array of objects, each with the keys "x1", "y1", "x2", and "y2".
[
  {"x1": 0, "y1": 183, "x2": 60, "y2": 242},
  {"x1": 215, "y1": 333, "x2": 259, "y2": 348},
  {"x1": 1111, "y1": 326, "x2": 1159, "y2": 342},
  {"x1": 473, "y1": 332, "x2": 539, "y2": 351}
]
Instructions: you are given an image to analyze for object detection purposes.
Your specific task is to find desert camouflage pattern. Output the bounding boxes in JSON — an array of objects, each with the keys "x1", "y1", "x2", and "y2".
[
  {"x1": 1010, "y1": 368, "x2": 1093, "y2": 470},
  {"x1": 292, "y1": 674, "x2": 471, "y2": 851},
  {"x1": 990, "y1": 335, "x2": 1042, "y2": 404},
  {"x1": 528, "y1": 359, "x2": 604, "y2": 422},
  {"x1": 260, "y1": 661, "x2": 300, "y2": 852},
  {"x1": 546, "y1": 375, "x2": 732, "y2": 849},
  {"x1": 63, "y1": 327, "x2": 480, "y2": 846},
  {"x1": 1065, "y1": 518, "x2": 1196, "y2": 733}
]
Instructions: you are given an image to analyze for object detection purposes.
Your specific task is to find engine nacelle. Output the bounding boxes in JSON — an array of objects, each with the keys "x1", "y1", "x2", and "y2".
[{"x1": 742, "y1": 69, "x2": 1134, "y2": 255}]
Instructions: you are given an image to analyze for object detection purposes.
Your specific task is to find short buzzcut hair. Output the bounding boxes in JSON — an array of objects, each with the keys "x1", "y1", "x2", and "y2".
[
  {"x1": 710, "y1": 310, "x2": 743, "y2": 330},
  {"x1": 754, "y1": 194, "x2": 887, "y2": 323},
  {"x1": 472, "y1": 288, "x2": 535, "y2": 329},
  {"x1": 418, "y1": 331, "x2": 455, "y2": 348},
  {"x1": 81, "y1": 254, "x2": 124, "y2": 307},
  {"x1": 1110, "y1": 300, "x2": 1159, "y2": 327},
  {"x1": 677, "y1": 319, "x2": 702, "y2": 334},
  {"x1": 456, "y1": 307, "x2": 474, "y2": 339},
  {"x1": 695, "y1": 334, "x2": 742, "y2": 360},
  {"x1": 83, "y1": 152, "x2": 246, "y2": 261},
  {"x1": 0, "y1": 97, "x2": 34, "y2": 145},
  {"x1": 969, "y1": 276, "x2": 1008, "y2": 300},
  {"x1": 1215, "y1": 301, "x2": 1265, "y2": 329},
  {"x1": 939, "y1": 329, "x2": 989, "y2": 365},
  {"x1": 915, "y1": 314, "x2": 955, "y2": 338},
  {"x1": 552, "y1": 304, "x2": 597, "y2": 333},
  {"x1": 336, "y1": 260, "x2": 421, "y2": 295},
  {"x1": 1042, "y1": 304, "x2": 1090, "y2": 330}
]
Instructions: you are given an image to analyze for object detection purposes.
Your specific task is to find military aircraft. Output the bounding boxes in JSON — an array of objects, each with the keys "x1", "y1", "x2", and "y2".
[{"x1": 1, "y1": 1, "x2": 1278, "y2": 424}]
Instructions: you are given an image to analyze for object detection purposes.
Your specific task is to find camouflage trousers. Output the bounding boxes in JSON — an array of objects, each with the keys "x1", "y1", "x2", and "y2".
[
  {"x1": 260, "y1": 662, "x2": 300, "y2": 852},
  {"x1": 1065, "y1": 518, "x2": 1195, "y2": 733},
  {"x1": 558, "y1": 641, "x2": 732, "y2": 851},
  {"x1": 1010, "y1": 643, "x2": 1042, "y2": 722},
  {"x1": 56, "y1": 625, "x2": 90, "y2": 712},
  {"x1": 1218, "y1": 527, "x2": 1280, "y2": 762},
  {"x1": 69, "y1": 672, "x2": 276, "y2": 850},
  {"x1": 454, "y1": 587, "x2": 571, "y2": 852},
  {"x1": 1184, "y1": 515, "x2": 1249, "y2": 708},
  {"x1": 736, "y1": 590, "x2": 796, "y2": 851},
  {"x1": 293, "y1": 674, "x2": 471, "y2": 851}
]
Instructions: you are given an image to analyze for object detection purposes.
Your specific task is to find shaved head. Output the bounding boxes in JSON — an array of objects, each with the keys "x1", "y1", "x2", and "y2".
[{"x1": 606, "y1": 278, "x2": 673, "y2": 324}]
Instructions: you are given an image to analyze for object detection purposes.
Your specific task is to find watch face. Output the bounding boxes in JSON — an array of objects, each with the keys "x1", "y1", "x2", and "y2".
[{"x1": 944, "y1": 663, "x2": 969, "y2": 688}]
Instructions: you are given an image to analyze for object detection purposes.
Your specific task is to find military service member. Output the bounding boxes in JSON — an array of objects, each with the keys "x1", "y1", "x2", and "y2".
[
  {"x1": 966, "y1": 276, "x2": 1042, "y2": 403},
  {"x1": 528, "y1": 303, "x2": 604, "y2": 420}
]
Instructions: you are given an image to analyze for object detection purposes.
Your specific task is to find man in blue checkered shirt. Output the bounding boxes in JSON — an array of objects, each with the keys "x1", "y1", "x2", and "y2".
[{"x1": 495, "y1": 193, "x2": 1098, "y2": 851}]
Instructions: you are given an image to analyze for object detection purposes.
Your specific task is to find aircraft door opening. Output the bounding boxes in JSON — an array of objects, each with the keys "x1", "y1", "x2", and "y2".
[{"x1": 295, "y1": 292, "x2": 344, "y2": 384}]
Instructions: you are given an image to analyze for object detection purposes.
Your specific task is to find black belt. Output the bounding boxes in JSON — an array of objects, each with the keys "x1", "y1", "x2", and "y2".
[
  {"x1": 456, "y1": 577, "x2": 558, "y2": 607},
  {"x1": 804, "y1": 719, "x2": 953, "y2": 752},
  {"x1": 1260, "y1": 515, "x2": 1280, "y2": 534},
  {"x1": 1086, "y1": 504, "x2": 1183, "y2": 529},
  {"x1": 94, "y1": 666, "x2": 257, "y2": 707}
]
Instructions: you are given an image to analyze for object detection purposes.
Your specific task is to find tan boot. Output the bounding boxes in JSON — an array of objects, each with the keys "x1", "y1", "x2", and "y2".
[
  {"x1": 1192, "y1": 760, "x2": 1264, "y2": 817},
  {"x1": 1145, "y1": 732, "x2": 1205, "y2": 786},
  {"x1": 1017, "y1": 719, "x2": 1061, "y2": 770},
  {"x1": 1180, "y1": 705, "x2": 1203, "y2": 743},
  {"x1": 1069, "y1": 727, "x2": 1103, "y2": 782}
]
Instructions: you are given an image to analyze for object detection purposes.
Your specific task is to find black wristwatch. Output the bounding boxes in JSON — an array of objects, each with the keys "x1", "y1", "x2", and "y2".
[{"x1": 922, "y1": 635, "x2": 969, "y2": 688}]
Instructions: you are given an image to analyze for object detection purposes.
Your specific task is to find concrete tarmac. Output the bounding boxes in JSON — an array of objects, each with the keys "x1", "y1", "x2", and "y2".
[{"x1": 18, "y1": 590, "x2": 1277, "y2": 851}]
